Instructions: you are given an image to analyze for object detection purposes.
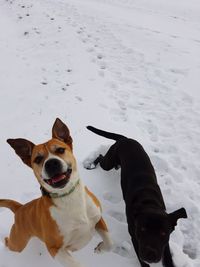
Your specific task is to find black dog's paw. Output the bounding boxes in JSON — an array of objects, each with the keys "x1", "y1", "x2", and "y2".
[
  {"x1": 114, "y1": 165, "x2": 121, "y2": 170},
  {"x1": 83, "y1": 154, "x2": 103, "y2": 170},
  {"x1": 83, "y1": 161, "x2": 97, "y2": 170}
]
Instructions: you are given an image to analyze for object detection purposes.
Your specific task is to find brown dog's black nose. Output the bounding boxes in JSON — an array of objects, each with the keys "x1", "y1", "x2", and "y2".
[{"x1": 45, "y1": 158, "x2": 62, "y2": 178}]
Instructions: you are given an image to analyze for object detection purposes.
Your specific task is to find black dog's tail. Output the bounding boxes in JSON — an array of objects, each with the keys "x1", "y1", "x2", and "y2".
[{"x1": 87, "y1": 126, "x2": 125, "y2": 141}]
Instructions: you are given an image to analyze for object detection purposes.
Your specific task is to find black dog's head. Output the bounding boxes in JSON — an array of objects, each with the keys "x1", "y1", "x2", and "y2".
[{"x1": 133, "y1": 208, "x2": 187, "y2": 264}]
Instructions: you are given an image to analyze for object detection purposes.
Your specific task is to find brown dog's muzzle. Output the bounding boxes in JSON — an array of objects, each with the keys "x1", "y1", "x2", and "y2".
[{"x1": 44, "y1": 158, "x2": 72, "y2": 188}]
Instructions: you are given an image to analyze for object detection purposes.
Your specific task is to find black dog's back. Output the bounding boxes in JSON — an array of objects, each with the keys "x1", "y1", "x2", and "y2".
[{"x1": 87, "y1": 126, "x2": 155, "y2": 175}]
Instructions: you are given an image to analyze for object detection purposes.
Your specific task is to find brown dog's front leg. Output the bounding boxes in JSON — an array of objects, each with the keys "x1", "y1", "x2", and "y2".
[
  {"x1": 95, "y1": 218, "x2": 113, "y2": 253},
  {"x1": 53, "y1": 247, "x2": 85, "y2": 267}
]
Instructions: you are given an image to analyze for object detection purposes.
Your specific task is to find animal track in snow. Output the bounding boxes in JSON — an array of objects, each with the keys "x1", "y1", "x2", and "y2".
[
  {"x1": 107, "y1": 210, "x2": 126, "y2": 223},
  {"x1": 137, "y1": 120, "x2": 159, "y2": 142},
  {"x1": 113, "y1": 241, "x2": 133, "y2": 259},
  {"x1": 151, "y1": 155, "x2": 169, "y2": 174},
  {"x1": 103, "y1": 191, "x2": 121, "y2": 204}
]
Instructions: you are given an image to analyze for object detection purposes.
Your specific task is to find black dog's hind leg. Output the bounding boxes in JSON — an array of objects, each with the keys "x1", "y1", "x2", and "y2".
[
  {"x1": 84, "y1": 154, "x2": 104, "y2": 170},
  {"x1": 162, "y1": 244, "x2": 175, "y2": 267},
  {"x1": 93, "y1": 154, "x2": 104, "y2": 166},
  {"x1": 86, "y1": 144, "x2": 120, "y2": 171},
  {"x1": 97, "y1": 144, "x2": 120, "y2": 171}
]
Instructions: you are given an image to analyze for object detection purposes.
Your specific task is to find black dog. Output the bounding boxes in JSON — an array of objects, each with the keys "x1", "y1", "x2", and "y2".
[{"x1": 85, "y1": 126, "x2": 187, "y2": 267}]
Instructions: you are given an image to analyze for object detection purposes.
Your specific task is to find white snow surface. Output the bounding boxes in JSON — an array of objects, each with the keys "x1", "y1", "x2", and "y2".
[{"x1": 0, "y1": 0, "x2": 200, "y2": 266}]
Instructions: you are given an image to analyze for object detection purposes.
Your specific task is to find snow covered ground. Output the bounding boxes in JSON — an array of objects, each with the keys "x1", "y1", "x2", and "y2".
[{"x1": 0, "y1": 0, "x2": 200, "y2": 266}]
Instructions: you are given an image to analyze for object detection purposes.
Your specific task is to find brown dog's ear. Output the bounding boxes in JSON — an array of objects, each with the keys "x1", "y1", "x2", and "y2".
[
  {"x1": 7, "y1": 138, "x2": 35, "y2": 168},
  {"x1": 169, "y1": 208, "x2": 187, "y2": 229},
  {"x1": 52, "y1": 118, "x2": 73, "y2": 149}
]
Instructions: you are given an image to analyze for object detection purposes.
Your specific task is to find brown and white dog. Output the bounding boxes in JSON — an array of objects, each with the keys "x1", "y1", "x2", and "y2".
[{"x1": 0, "y1": 118, "x2": 112, "y2": 267}]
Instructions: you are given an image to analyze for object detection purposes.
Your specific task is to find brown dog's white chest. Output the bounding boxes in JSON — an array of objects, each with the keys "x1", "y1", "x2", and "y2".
[{"x1": 50, "y1": 181, "x2": 101, "y2": 251}]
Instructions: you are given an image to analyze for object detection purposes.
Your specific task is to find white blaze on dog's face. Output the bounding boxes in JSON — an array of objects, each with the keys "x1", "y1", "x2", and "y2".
[
  {"x1": 31, "y1": 139, "x2": 77, "y2": 193},
  {"x1": 7, "y1": 118, "x2": 78, "y2": 194}
]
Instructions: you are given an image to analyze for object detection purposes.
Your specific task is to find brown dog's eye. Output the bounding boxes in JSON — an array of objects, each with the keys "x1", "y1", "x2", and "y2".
[
  {"x1": 34, "y1": 155, "x2": 44, "y2": 164},
  {"x1": 55, "y1": 147, "x2": 66, "y2": 154}
]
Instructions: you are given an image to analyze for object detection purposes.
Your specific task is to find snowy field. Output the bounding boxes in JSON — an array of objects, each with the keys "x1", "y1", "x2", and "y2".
[{"x1": 0, "y1": 0, "x2": 200, "y2": 266}]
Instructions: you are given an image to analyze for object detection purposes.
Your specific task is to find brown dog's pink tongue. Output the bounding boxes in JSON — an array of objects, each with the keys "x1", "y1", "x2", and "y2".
[{"x1": 51, "y1": 174, "x2": 66, "y2": 184}]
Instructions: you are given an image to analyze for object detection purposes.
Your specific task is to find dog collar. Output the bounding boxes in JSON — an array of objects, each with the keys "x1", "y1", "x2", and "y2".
[{"x1": 41, "y1": 179, "x2": 80, "y2": 199}]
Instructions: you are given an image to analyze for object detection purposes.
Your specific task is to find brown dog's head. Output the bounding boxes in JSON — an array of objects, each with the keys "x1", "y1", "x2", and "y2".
[{"x1": 7, "y1": 118, "x2": 78, "y2": 194}]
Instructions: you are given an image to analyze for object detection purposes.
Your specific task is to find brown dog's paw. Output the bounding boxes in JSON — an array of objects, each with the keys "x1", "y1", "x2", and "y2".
[
  {"x1": 4, "y1": 237, "x2": 9, "y2": 247},
  {"x1": 94, "y1": 241, "x2": 113, "y2": 254},
  {"x1": 94, "y1": 241, "x2": 105, "y2": 254}
]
